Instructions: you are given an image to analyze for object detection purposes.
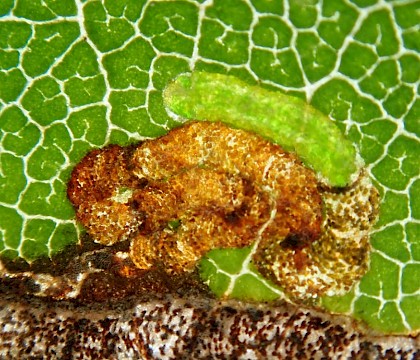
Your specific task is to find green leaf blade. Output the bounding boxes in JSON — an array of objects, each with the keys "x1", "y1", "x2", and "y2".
[{"x1": 0, "y1": 0, "x2": 418, "y2": 335}]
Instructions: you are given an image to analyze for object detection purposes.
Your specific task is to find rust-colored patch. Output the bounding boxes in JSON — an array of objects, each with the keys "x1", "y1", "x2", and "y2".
[
  {"x1": 254, "y1": 170, "x2": 380, "y2": 299},
  {"x1": 68, "y1": 121, "x2": 323, "y2": 275},
  {"x1": 67, "y1": 145, "x2": 145, "y2": 246}
]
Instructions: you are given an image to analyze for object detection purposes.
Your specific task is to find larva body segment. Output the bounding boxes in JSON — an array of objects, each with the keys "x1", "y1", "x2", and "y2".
[{"x1": 163, "y1": 72, "x2": 359, "y2": 187}]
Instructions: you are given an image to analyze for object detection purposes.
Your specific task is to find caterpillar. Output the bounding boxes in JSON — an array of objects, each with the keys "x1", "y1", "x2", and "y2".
[{"x1": 163, "y1": 72, "x2": 359, "y2": 187}]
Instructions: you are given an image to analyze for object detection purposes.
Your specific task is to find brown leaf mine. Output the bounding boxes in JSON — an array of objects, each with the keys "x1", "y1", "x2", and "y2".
[
  {"x1": 67, "y1": 121, "x2": 379, "y2": 300},
  {"x1": 67, "y1": 144, "x2": 143, "y2": 246},
  {"x1": 254, "y1": 170, "x2": 380, "y2": 299},
  {"x1": 68, "y1": 121, "x2": 322, "y2": 274}
]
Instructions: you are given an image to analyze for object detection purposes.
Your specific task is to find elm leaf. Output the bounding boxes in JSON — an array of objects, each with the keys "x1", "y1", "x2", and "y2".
[{"x1": 0, "y1": 0, "x2": 418, "y2": 335}]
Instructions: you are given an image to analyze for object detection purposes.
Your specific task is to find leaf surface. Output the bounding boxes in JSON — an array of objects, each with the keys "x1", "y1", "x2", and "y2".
[{"x1": 0, "y1": 0, "x2": 419, "y2": 334}]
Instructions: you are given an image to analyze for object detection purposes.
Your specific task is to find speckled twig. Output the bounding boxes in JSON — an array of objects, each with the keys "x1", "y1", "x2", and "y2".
[{"x1": 1, "y1": 293, "x2": 418, "y2": 359}]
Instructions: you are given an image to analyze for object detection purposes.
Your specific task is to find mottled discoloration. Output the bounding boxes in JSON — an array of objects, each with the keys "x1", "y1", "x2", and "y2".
[
  {"x1": 68, "y1": 121, "x2": 323, "y2": 277},
  {"x1": 0, "y1": 293, "x2": 418, "y2": 359},
  {"x1": 255, "y1": 170, "x2": 380, "y2": 299},
  {"x1": 130, "y1": 121, "x2": 322, "y2": 274},
  {"x1": 129, "y1": 168, "x2": 274, "y2": 273},
  {"x1": 66, "y1": 121, "x2": 380, "y2": 300},
  {"x1": 67, "y1": 144, "x2": 143, "y2": 246}
]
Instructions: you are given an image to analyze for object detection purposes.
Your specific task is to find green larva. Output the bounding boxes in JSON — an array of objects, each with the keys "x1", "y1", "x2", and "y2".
[{"x1": 163, "y1": 72, "x2": 359, "y2": 187}]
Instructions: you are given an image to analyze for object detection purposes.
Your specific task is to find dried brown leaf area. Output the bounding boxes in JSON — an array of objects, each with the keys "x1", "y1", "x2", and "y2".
[
  {"x1": 67, "y1": 121, "x2": 379, "y2": 299},
  {"x1": 255, "y1": 171, "x2": 380, "y2": 298}
]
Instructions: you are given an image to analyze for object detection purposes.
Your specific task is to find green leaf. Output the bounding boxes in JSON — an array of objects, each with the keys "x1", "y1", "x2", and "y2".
[
  {"x1": 0, "y1": 0, "x2": 418, "y2": 335},
  {"x1": 14, "y1": 0, "x2": 77, "y2": 20},
  {"x1": 200, "y1": 247, "x2": 283, "y2": 302},
  {"x1": 83, "y1": 1, "x2": 136, "y2": 53}
]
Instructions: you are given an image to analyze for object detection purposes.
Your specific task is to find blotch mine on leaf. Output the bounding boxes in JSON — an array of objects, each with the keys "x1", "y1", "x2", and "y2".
[
  {"x1": 67, "y1": 144, "x2": 144, "y2": 246},
  {"x1": 200, "y1": 172, "x2": 380, "y2": 302},
  {"x1": 67, "y1": 121, "x2": 379, "y2": 301},
  {"x1": 254, "y1": 170, "x2": 380, "y2": 300},
  {"x1": 68, "y1": 121, "x2": 322, "y2": 277}
]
